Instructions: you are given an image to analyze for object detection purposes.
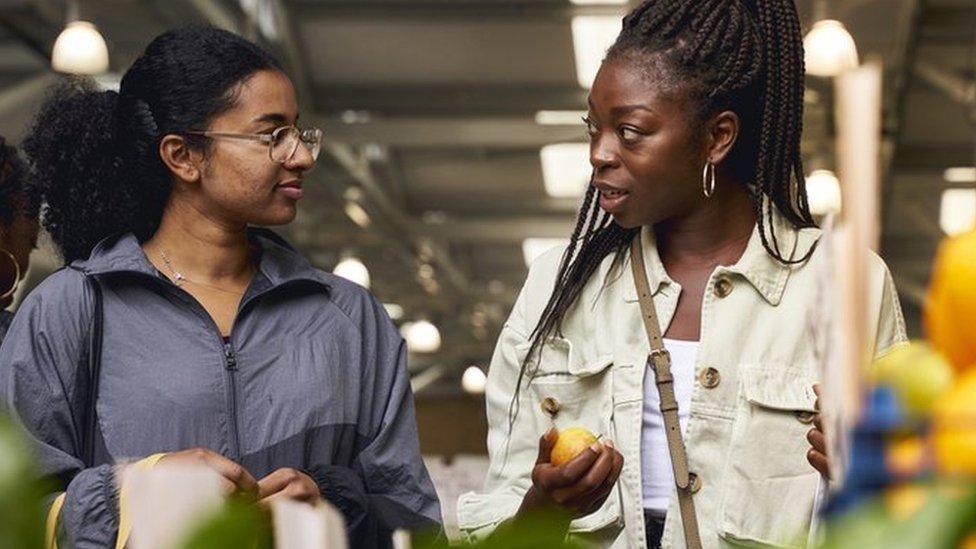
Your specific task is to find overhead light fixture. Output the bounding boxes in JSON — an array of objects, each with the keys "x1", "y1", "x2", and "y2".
[
  {"x1": 940, "y1": 189, "x2": 976, "y2": 236},
  {"x1": 383, "y1": 303, "x2": 404, "y2": 321},
  {"x1": 333, "y1": 257, "x2": 371, "y2": 289},
  {"x1": 540, "y1": 143, "x2": 590, "y2": 198},
  {"x1": 803, "y1": 20, "x2": 858, "y2": 77},
  {"x1": 461, "y1": 366, "x2": 487, "y2": 395},
  {"x1": 344, "y1": 201, "x2": 371, "y2": 228},
  {"x1": 805, "y1": 169, "x2": 843, "y2": 216},
  {"x1": 522, "y1": 238, "x2": 570, "y2": 268},
  {"x1": 944, "y1": 167, "x2": 976, "y2": 184},
  {"x1": 401, "y1": 320, "x2": 442, "y2": 354},
  {"x1": 52, "y1": 20, "x2": 109, "y2": 75},
  {"x1": 535, "y1": 110, "x2": 589, "y2": 126},
  {"x1": 571, "y1": 15, "x2": 622, "y2": 88}
]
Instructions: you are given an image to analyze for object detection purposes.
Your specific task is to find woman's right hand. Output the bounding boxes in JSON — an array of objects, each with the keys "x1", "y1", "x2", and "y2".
[
  {"x1": 158, "y1": 447, "x2": 259, "y2": 498},
  {"x1": 517, "y1": 428, "x2": 624, "y2": 519}
]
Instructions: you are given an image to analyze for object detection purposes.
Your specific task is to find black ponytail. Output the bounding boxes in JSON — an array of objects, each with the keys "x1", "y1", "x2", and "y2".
[{"x1": 23, "y1": 26, "x2": 282, "y2": 263}]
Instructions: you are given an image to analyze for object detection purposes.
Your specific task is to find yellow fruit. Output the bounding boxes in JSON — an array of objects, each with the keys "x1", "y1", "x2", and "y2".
[
  {"x1": 932, "y1": 370, "x2": 976, "y2": 476},
  {"x1": 872, "y1": 341, "x2": 953, "y2": 415},
  {"x1": 925, "y1": 230, "x2": 976, "y2": 374},
  {"x1": 551, "y1": 427, "x2": 599, "y2": 467}
]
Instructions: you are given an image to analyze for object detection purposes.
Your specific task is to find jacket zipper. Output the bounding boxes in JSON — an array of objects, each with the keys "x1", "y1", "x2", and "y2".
[{"x1": 223, "y1": 340, "x2": 242, "y2": 459}]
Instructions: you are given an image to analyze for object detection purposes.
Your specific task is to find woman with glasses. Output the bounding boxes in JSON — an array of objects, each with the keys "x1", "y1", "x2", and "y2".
[{"x1": 0, "y1": 26, "x2": 440, "y2": 548}]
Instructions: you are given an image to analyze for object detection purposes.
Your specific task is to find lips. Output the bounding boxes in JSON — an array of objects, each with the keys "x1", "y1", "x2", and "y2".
[
  {"x1": 276, "y1": 179, "x2": 304, "y2": 200},
  {"x1": 594, "y1": 181, "x2": 630, "y2": 213}
]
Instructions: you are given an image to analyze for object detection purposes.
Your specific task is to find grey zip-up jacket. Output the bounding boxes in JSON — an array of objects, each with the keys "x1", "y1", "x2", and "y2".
[{"x1": 0, "y1": 229, "x2": 441, "y2": 547}]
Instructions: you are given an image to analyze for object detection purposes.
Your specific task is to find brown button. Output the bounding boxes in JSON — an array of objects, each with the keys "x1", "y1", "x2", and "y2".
[
  {"x1": 541, "y1": 397, "x2": 561, "y2": 417},
  {"x1": 699, "y1": 367, "x2": 721, "y2": 389},
  {"x1": 714, "y1": 276, "x2": 733, "y2": 298},
  {"x1": 795, "y1": 410, "x2": 817, "y2": 424},
  {"x1": 688, "y1": 472, "x2": 702, "y2": 493}
]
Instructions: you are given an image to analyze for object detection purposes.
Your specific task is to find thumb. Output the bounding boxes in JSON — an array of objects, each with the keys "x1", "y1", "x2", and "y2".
[{"x1": 537, "y1": 427, "x2": 558, "y2": 464}]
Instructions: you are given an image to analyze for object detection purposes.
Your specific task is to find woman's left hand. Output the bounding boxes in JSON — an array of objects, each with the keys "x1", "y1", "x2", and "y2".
[
  {"x1": 806, "y1": 384, "x2": 830, "y2": 479},
  {"x1": 257, "y1": 468, "x2": 322, "y2": 505}
]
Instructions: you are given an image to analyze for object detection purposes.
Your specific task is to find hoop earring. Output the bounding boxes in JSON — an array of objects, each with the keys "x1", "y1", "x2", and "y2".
[
  {"x1": 702, "y1": 161, "x2": 716, "y2": 198},
  {"x1": 0, "y1": 249, "x2": 20, "y2": 301}
]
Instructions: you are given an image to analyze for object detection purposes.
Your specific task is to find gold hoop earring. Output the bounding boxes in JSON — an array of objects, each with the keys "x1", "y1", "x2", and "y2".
[
  {"x1": 702, "y1": 161, "x2": 716, "y2": 198},
  {"x1": 0, "y1": 249, "x2": 20, "y2": 301}
]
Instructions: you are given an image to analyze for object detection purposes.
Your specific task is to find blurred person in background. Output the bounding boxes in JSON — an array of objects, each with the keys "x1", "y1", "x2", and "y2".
[
  {"x1": 0, "y1": 135, "x2": 39, "y2": 343},
  {"x1": 0, "y1": 26, "x2": 439, "y2": 548},
  {"x1": 458, "y1": 0, "x2": 906, "y2": 547}
]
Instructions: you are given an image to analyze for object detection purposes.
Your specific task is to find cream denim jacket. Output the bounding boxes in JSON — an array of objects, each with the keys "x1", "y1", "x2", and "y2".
[{"x1": 457, "y1": 215, "x2": 907, "y2": 548}]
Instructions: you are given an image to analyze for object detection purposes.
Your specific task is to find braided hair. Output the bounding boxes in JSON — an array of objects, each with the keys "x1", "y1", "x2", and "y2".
[{"x1": 508, "y1": 0, "x2": 815, "y2": 432}]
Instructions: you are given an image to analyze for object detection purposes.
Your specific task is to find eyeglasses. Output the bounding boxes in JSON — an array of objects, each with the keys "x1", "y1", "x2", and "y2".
[{"x1": 185, "y1": 125, "x2": 323, "y2": 165}]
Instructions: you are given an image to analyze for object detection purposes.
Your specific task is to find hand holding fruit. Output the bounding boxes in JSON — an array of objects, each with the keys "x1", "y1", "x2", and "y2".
[{"x1": 518, "y1": 427, "x2": 624, "y2": 520}]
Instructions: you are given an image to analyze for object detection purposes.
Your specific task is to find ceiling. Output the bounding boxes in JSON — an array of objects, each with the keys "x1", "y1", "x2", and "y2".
[{"x1": 0, "y1": 0, "x2": 973, "y2": 395}]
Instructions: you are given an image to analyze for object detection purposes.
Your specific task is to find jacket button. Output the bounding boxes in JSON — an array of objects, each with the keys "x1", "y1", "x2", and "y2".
[
  {"x1": 699, "y1": 367, "x2": 721, "y2": 389},
  {"x1": 541, "y1": 397, "x2": 561, "y2": 417},
  {"x1": 795, "y1": 410, "x2": 817, "y2": 424},
  {"x1": 688, "y1": 472, "x2": 702, "y2": 493},
  {"x1": 714, "y1": 276, "x2": 733, "y2": 298}
]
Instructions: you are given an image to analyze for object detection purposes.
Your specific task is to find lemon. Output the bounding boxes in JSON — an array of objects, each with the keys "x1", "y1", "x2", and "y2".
[
  {"x1": 932, "y1": 370, "x2": 976, "y2": 476},
  {"x1": 925, "y1": 230, "x2": 976, "y2": 374},
  {"x1": 551, "y1": 427, "x2": 599, "y2": 467},
  {"x1": 872, "y1": 341, "x2": 953, "y2": 416}
]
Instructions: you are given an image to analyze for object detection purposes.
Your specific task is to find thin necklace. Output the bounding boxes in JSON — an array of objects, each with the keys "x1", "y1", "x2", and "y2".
[{"x1": 159, "y1": 250, "x2": 248, "y2": 296}]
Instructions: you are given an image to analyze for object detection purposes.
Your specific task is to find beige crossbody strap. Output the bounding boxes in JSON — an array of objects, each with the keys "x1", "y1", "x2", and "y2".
[{"x1": 630, "y1": 235, "x2": 703, "y2": 549}]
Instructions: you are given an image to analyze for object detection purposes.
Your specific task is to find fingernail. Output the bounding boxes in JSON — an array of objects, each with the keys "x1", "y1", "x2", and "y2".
[
  {"x1": 589, "y1": 442, "x2": 602, "y2": 453},
  {"x1": 605, "y1": 439, "x2": 615, "y2": 449}
]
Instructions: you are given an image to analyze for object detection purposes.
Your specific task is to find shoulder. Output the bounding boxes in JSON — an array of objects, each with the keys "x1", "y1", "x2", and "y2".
[
  {"x1": 319, "y1": 271, "x2": 399, "y2": 341},
  {"x1": 17, "y1": 266, "x2": 94, "y2": 320}
]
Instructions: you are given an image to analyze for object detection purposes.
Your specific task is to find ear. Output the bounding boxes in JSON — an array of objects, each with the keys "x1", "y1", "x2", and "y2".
[
  {"x1": 159, "y1": 134, "x2": 204, "y2": 184},
  {"x1": 706, "y1": 110, "x2": 740, "y2": 166}
]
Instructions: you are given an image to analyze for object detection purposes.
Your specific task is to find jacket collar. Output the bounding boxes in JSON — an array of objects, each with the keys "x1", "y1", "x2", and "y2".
[
  {"x1": 624, "y1": 206, "x2": 819, "y2": 306},
  {"x1": 73, "y1": 227, "x2": 331, "y2": 290}
]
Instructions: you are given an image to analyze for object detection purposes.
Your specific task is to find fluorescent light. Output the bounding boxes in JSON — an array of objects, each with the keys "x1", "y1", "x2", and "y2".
[
  {"x1": 944, "y1": 167, "x2": 976, "y2": 184},
  {"x1": 51, "y1": 21, "x2": 109, "y2": 75},
  {"x1": 344, "y1": 201, "x2": 371, "y2": 228},
  {"x1": 401, "y1": 320, "x2": 442, "y2": 354},
  {"x1": 940, "y1": 188, "x2": 976, "y2": 236},
  {"x1": 805, "y1": 169, "x2": 842, "y2": 216},
  {"x1": 522, "y1": 238, "x2": 570, "y2": 268},
  {"x1": 540, "y1": 143, "x2": 590, "y2": 198},
  {"x1": 535, "y1": 110, "x2": 588, "y2": 126},
  {"x1": 571, "y1": 16, "x2": 622, "y2": 88},
  {"x1": 333, "y1": 257, "x2": 370, "y2": 289},
  {"x1": 803, "y1": 20, "x2": 858, "y2": 77},
  {"x1": 461, "y1": 366, "x2": 487, "y2": 395}
]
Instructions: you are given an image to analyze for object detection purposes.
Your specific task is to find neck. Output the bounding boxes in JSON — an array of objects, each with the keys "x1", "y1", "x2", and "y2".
[
  {"x1": 142, "y1": 196, "x2": 253, "y2": 282},
  {"x1": 655, "y1": 176, "x2": 756, "y2": 268}
]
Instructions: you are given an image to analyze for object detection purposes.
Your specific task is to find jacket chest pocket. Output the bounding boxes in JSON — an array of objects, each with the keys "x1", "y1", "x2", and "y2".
[
  {"x1": 720, "y1": 366, "x2": 821, "y2": 547},
  {"x1": 521, "y1": 337, "x2": 621, "y2": 534}
]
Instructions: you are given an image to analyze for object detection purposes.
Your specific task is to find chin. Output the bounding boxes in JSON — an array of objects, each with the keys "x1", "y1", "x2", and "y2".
[
  {"x1": 608, "y1": 210, "x2": 643, "y2": 230},
  {"x1": 255, "y1": 205, "x2": 298, "y2": 226}
]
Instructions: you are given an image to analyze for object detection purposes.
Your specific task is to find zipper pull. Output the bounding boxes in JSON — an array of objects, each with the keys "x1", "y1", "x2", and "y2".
[{"x1": 224, "y1": 342, "x2": 238, "y2": 371}]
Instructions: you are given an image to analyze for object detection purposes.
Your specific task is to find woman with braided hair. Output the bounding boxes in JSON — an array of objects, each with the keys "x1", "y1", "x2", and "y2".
[{"x1": 458, "y1": 1, "x2": 905, "y2": 547}]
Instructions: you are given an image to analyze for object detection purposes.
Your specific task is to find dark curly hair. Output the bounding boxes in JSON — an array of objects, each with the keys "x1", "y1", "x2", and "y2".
[
  {"x1": 509, "y1": 0, "x2": 816, "y2": 433},
  {"x1": 22, "y1": 26, "x2": 282, "y2": 264},
  {"x1": 0, "y1": 137, "x2": 38, "y2": 229}
]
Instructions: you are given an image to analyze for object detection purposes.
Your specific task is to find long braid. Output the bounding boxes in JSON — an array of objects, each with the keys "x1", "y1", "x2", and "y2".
[{"x1": 508, "y1": 0, "x2": 816, "y2": 433}]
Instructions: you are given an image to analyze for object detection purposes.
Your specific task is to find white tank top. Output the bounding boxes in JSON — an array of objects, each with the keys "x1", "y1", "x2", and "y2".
[{"x1": 641, "y1": 337, "x2": 699, "y2": 512}]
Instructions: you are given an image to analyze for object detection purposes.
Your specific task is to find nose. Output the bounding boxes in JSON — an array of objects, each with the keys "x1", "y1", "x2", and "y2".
[
  {"x1": 285, "y1": 139, "x2": 316, "y2": 172},
  {"x1": 589, "y1": 134, "x2": 618, "y2": 172}
]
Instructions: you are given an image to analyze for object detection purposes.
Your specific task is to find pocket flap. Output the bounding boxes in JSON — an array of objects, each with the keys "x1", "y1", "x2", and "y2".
[
  {"x1": 742, "y1": 367, "x2": 817, "y2": 412},
  {"x1": 524, "y1": 337, "x2": 613, "y2": 377}
]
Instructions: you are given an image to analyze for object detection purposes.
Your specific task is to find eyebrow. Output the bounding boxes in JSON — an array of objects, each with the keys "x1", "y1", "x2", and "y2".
[
  {"x1": 610, "y1": 104, "x2": 656, "y2": 116},
  {"x1": 252, "y1": 113, "x2": 299, "y2": 125}
]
